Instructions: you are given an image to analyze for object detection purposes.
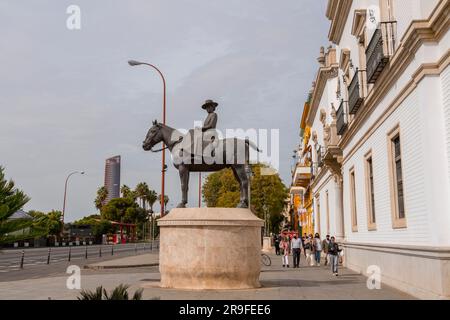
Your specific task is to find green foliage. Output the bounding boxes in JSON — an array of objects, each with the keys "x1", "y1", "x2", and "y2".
[
  {"x1": 145, "y1": 189, "x2": 158, "y2": 213},
  {"x1": 77, "y1": 286, "x2": 103, "y2": 300},
  {"x1": 77, "y1": 284, "x2": 143, "y2": 300},
  {"x1": 0, "y1": 166, "x2": 45, "y2": 243},
  {"x1": 72, "y1": 215, "x2": 114, "y2": 237},
  {"x1": 202, "y1": 164, "x2": 288, "y2": 234},
  {"x1": 158, "y1": 194, "x2": 169, "y2": 206},
  {"x1": 101, "y1": 197, "x2": 146, "y2": 223},
  {"x1": 135, "y1": 182, "x2": 150, "y2": 210},
  {"x1": 91, "y1": 220, "x2": 113, "y2": 237},
  {"x1": 120, "y1": 185, "x2": 134, "y2": 200},
  {"x1": 94, "y1": 186, "x2": 108, "y2": 211},
  {"x1": 72, "y1": 214, "x2": 101, "y2": 226},
  {"x1": 29, "y1": 210, "x2": 63, "y2": 236}
]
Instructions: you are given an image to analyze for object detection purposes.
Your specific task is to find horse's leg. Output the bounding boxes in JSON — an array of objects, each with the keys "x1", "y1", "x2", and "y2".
[
  {"x1": 232, "y1": 165, "x2": 249, "y2": 208},
  {"x1": 177, "y1": 165, "x2": 189, "y2": 208}
]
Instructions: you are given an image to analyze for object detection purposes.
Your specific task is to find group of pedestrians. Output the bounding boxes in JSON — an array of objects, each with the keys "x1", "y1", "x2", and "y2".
[{"x1": 273, "y1": 233, "x2": 343, "y2": 276}]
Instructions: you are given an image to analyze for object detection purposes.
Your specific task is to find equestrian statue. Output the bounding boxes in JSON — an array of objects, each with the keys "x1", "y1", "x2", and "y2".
[{"x1": 142, "y1": 99, "x2": 261, "y2": 209}]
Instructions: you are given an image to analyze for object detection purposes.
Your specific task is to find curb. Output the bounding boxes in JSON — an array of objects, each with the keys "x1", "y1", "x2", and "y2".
[{"x1": 84, "y1": 262, "x2": 159, "y2": 270}]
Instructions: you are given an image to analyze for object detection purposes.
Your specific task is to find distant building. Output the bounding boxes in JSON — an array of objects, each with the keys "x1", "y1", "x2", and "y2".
[
  {"x1": 104, "y1": 155, "x2": 121, "y2": 203},
  {"x1": 8, "y1": 210, "x2": 33, "y2": 220}
]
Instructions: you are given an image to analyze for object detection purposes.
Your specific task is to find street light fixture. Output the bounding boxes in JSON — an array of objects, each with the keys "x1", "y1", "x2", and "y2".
[
  {"x1": 128, "y1": 59, "x2": 167, "y2": 217},
  {"x1": 61, "y1": 170, "x2": 85, "y2": 235}
]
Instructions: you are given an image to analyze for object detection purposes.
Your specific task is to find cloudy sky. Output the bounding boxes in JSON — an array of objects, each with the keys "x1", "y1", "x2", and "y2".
[{"x1": 0, "y1": 0, "x2": 329, "y2": 221}]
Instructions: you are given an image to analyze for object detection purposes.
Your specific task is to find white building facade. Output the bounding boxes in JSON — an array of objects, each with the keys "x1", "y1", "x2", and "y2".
[{"x1": 297, "y1": 0, "x2": 450, "y2": 299}]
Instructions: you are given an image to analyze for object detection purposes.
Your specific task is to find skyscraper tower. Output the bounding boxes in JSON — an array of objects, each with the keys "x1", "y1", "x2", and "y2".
[{"x1": 104, "y1": 155, "x2": 121, "y2": 203}]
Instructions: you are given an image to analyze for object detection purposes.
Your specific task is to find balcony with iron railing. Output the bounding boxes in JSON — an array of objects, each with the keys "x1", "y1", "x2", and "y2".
[
  {"x1": 348, "y1": 69, "x2": 364, "y2": 115},
  {"x1": 366, "y1": 21, "x2": 397, "y2": 84},
  {"x1": 317, "y1": 145, "x2": 325, "y2": 169},
  {"x1": 336, "y1": 100, "x2": 347, "y2": 136}
]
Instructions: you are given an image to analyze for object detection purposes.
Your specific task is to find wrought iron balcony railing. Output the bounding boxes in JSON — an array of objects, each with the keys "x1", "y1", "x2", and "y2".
[
  {"x1": 317, "y1": 145, "x2": 324, "y2": 168},
  {"x1": 348, "y1": 69, "x2": 364, "y2": 115},
  {"x1": 366, "y1": 21, "x2": 397, "y2": 84},
  {"x1": 336, "y1": 100, "x2": 347, "y2": 136}
]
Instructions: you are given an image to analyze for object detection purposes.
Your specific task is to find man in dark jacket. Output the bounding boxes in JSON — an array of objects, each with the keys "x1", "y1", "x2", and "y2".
[
  {"x1": 328, "y1": 236, "x2": 342, "y2": 276},
  {"x1": 274, "y1": 235, "x2": 280, "y2": 255}
]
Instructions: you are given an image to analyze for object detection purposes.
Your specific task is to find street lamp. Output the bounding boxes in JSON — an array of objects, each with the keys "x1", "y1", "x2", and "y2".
[
  {"x1": 61, "y1": 171, "x2": 85, "y2": 234},
  {"x1": 245, "y1": 166, "x2": 253, "y2": 208},
  {"x1": 263, "y1": 204, "x2": 269, "y2": 237},
  {"x1": 128, "y1": 59, "x2": 167, "y2": 217}
]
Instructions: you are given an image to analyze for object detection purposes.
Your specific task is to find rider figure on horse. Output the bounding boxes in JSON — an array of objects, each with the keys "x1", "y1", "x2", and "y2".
[{"x1": 193, "y1": 99, "x2": 219, "y2": 162}]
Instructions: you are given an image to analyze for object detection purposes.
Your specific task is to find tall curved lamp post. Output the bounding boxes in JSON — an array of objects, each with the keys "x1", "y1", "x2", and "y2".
[
  {"x1": 128, "y1": 60, "x2": 167, "y2": 217},
  {"x1": 61, "y1": 171, "x2": 85, "y2": 235}
]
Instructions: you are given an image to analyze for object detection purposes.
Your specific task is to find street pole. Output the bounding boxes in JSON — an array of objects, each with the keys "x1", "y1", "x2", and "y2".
[
  {"x1": 246, "y1": 166, "x2": 252, "y2": 209},
  {"x1": 198, "y1": 172, "x2": 201, "y2": 208},
  {"x1": 61, "y1": 171, "x2": 84, "y2": 235},
  {"x1": 128, "y1": 60, "x2": 167, "y2": 217}
]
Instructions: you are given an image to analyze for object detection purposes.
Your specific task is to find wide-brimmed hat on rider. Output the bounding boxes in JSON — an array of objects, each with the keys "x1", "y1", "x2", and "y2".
[{"x1": 202, "y1": 99, "x2": 219, "y2": 109}]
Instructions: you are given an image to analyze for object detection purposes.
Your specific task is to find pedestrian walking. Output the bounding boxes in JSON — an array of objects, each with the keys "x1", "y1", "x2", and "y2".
[
  {"x1": 303, "y1": 236, "x2": 314, "y2": 266},
  {"x1": 328, "y1": 236, "x2": 342, "y2": 276},
  {"x1": 280, "y1": 237, "x2": 290, "y2": 268},
  {"x1": 301, "y1": 236, "x2": 306, "y2": 257},
  {"x1": 290, "y1": 235, "x2": 303, "y2": 268},
  {"x1": 274, "y1": 235, "x2": 281, "y2": 256},
  {"x1": 322, "y1": 235, "x2": 331, "y2": 266},
  {"x1": 313, "y1": 233, "x2": 322, "y2": 266}
]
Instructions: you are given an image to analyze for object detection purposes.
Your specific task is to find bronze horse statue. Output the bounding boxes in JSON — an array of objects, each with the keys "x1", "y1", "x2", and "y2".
[{"x1": 142, "y1": 121, "x2": 261, "y2": 208}]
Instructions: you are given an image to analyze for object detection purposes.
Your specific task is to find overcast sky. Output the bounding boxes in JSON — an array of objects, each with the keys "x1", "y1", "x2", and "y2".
[{"x1": 0, "y1": 0, "x2": 329, "y2": 221}]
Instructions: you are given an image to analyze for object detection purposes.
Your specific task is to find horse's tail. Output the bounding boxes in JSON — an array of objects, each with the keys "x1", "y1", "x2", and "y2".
[{"x1": 245, "y1": 140, "x2": 262, "y2": 153}]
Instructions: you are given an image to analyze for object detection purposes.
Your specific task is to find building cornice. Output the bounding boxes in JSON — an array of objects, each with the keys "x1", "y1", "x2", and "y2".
[
  {"x1": 327, "y1": 0, "x2": 353, "y2": 44},
  {"x1": 306, "y1": 63, "x2": 339, "y2": 126},
  {"x1": 351, "y1": 9, "x2": 366, "y2": 42},
  {"x1": 338, "y1": 0, "x2": 449, "y2": 151}
]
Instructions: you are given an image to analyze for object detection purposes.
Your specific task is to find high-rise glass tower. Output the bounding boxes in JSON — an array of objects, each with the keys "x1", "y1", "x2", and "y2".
[{"x1": 104, "y1": 155, "x2": 121, "y2": 203}]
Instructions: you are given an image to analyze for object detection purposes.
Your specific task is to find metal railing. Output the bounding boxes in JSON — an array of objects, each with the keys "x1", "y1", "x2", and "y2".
[
  {"x1": 336, "y1": 100, "x2": 348, "y2": 136},
  {"x1": 348, "y1": 69, "x2": 364, "y2": 115},
  {"x1": 8, "y1": 241, "x2": 160, "y2": 270},
  {"x1": 366, "y1": 21, "x2": 397, "y2": 84}
]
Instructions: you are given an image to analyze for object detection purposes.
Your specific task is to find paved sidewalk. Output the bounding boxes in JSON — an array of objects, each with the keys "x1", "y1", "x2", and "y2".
[
  {"x1": 0, "y1": 252, "x2": 414, "y2": 300},
  {"x1": 84, "y1": 253, "x2": 159, "y2": 269}
]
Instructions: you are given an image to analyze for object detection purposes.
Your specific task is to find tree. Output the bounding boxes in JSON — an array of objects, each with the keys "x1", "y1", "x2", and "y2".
[
  {"x1": 0, "y1": 166, "x2": 45, "y2": 244},
  {"x1": 101, "y1": 198, "x2": 146, "y2": 224},
  {"x1": 72, "y1": 214, "x2": 102, "y2": 225},
  {"x1": 94, "y1": 186, "x2": 108, "y2": 211},
  {"x1": 120, "y1": 185, "x2": 132, "y2": 199},
  {"x1": 29, "y1": 210, "x2": 63, "y2": 237},
  {"x1": 158, "y1": 194, "x2": 169, "y2": 212},
  {"x1": 250, "y1": 165, "x2": 288, "y2": 234},
  {"x1": 135, "y1": 182, "x2": 150, "y2": 211},
  {"x1": 145, "y1": 190, "x2": 158, "y2": 213},
  {"x1": 73, "y1": 214, "x2": 114, "y2": 241},
  {"x1": 91, "y1": 220, "x2": 113, "y2": 238},
  {"x1": 202, "y1": 164, "x2": 288, "y2": 234}
]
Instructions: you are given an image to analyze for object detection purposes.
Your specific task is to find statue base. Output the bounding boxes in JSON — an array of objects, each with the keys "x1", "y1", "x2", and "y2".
[{"x1": 157, "y1": 208, "x2": 264, "y2": 290}]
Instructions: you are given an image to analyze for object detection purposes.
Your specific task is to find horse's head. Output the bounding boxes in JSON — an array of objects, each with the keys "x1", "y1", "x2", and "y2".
[{"x1": 143, "y1": 120, "x2": 164, "y2": 151}]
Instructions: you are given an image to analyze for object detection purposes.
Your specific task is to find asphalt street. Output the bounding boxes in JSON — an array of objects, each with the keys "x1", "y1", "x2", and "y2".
[{"x1": 0, "y1": 242, "x2": 159, "y2": 281}]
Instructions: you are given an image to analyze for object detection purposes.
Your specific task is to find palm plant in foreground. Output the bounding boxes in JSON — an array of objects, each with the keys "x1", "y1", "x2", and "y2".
[{"x1": 77, "y1": 284, "x2": 143, "y2": 300}]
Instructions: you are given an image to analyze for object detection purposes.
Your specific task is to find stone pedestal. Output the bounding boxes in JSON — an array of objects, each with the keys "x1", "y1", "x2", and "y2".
[
  {"x1": 157, "y1": 208, "x2": 264, "y2": 290},
  {"x1": 262, "y1": 237, "x2": 272, "y2": 252}
]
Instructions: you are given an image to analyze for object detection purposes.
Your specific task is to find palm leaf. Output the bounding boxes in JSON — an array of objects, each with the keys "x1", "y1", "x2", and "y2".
[{"x1": 77, "y1": 286, "x2": 104, "y2": 300}]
